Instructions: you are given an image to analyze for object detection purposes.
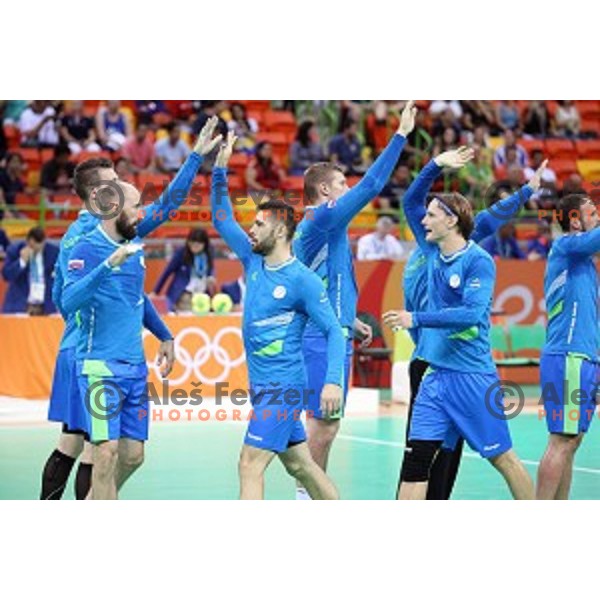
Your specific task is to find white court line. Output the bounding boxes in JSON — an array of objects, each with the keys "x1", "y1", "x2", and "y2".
[{"x1": 337, "y1": 434, "x2": 600, "y2": 476}]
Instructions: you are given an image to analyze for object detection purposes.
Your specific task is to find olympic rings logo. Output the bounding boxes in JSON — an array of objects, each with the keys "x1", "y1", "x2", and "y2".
[{"x1": 145, "y1": 325, "x2": 245, "y2": 385}]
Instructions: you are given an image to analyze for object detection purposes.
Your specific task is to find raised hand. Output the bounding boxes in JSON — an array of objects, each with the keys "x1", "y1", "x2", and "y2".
[
  {"x1": 215, "y1": 131, "x2": 238, "y2": 169},
  {"x1": 194, "y1": 115, "x2": 224, "y2": 156},
  {"x1": 528, "y1": 159, "x2": 549, "y2": 192},
  {"x1": 434, "y1": 146, "x2": 474, "y2": 169},
  {"x1": 398, "y1": 100, "x2": 418, "y2": 137}
]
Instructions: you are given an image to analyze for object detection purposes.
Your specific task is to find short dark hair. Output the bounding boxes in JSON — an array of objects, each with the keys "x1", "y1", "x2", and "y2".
[
  {"x1": 26, "y1": 226, "x2": 45, "y2": 243},
  {"x1": 303, "y1": 162, "x2": 344, "y2": 203},
  {"x1": 54, "y1": 143, "x2": 71, "y2": 158},
  {"x1": 427, "y1": 192, "x2": 474, "y2": 240},
  {"x1": 73, "y1": 157, "x2": 114, "y2": 200},
  {"x1": 165, "y1": 121, "x2": 180, "y2": 134},
  {"x1": 257, "y1": 199, "x2": 297, "y2": 241},
  {"x1": 556, "y1": 193, "x2": 588, "y2": 233}
]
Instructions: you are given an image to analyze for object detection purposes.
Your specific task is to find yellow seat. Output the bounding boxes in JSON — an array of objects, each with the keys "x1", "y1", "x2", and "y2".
[{"x1": 576, "y1": 159, "x2": 600, "y2": 182}]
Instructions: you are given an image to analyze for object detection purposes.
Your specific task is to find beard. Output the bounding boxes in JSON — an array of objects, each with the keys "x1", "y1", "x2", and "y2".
[
  {"x1": 116, "y1": 212, "x2": 138, "y2": 240},
  {"x1": 252, "y1": 232, "x2": 277, "y2": 256}
]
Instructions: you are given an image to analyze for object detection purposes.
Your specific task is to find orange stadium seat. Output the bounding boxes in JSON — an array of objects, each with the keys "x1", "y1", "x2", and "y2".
[
  {"x1": 519, "y1": 138, "x2": 545, "y2": 155},
  {"x1": 18, "y1": 148, "x2": 41, "y2": 171},
  {"x1": 14, "y1": 192, "x2": 39, "y2": 219},
  {"x1": 575, "y1": 140, "x2": 600, "y2": 159},
  {"x1": 75, "y1": 150, "x2": 112, "y2": 164},
  {"x1": 241, "y1": 101, "x2": 271, "y2": 113},
  {"x1": 581, "y1": 117, "x2": 600, "y2": 137},
  {"x1": 545, "y1": 139, "x2": 576, "y2": 160},
  {"x1": 262, "y1": 110, "x2": 297, "y2": 135},
  {"x1": 137, "y1": 172, "x2": 171, "y2": 202},
  {"x1": 576, "y1": 100, "x2": 600, "y2": 121},
  {"x1": 228, "y1": 153, "x2": 250, "y2": 176},
  {"x1": 551, "y1": 159, "x2": 579, "y2": 182},
  {"x1": 545, "y1": 100, "x2": 559, "y2": 117},
  {"x1": 582, "y1": 181, "x2": 600, "y2": 202},
  {"x1": 4, "y1": 124, "x2": 19, "y2": 149}
]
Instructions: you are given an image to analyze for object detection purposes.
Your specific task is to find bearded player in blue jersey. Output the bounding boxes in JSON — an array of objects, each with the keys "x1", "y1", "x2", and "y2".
[
  {"x1": 399, "y1": 147, "x2": 548, "y2": 499},
  {"x1": 49, "y1": 119, "x2": 223, "y2": 500},
  {"x1": 291, "y1": 101, "x2": 417, "y2": 498},
  {"x1": 384, "y1": 156, "x2": 536, "y2": 500},
  {"x1": 536, "y1": 194, "x2": 600, "y2": 499},
  {"x1": 211, "y1": 132, "x2": 345, "y2": 500}
]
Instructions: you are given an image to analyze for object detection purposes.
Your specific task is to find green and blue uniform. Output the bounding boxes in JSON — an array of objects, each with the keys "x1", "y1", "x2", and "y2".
[
  {"x1": 212, "y1": 167, "x2": 345, "y2": 452},
  {"x1": 293, "y1": 133, "x2": 407, "y2": 418},
  {"x1": 55, "y1": 153, "x2": 203, "y2": 439},
  {"x1": 541, "y1": 226, "x2": 600, "y2": 434}
]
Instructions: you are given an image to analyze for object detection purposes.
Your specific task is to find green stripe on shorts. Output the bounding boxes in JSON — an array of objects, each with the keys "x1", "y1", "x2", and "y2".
[{"x1": 564, "y1": 353, "x2": 584, "y2": 435}]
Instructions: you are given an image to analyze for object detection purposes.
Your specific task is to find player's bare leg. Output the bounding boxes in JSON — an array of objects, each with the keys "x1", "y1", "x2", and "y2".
[
  {"x1": 115, "y1": 438, "x2": 145, "y2": 491},
  {"x1": 92, "y1": 441, "x2": 119, "y2": 500},
  {"x1": 536, "y1": 434, "x2": 582, "y2": 500},
  {"x1": 57, "y1": 432, "x2": 85, "y2": 458},
  {"x1": 281, "y1": 442, "x2": 338, "y2": 500},
  {"x1": 489, "y1": 450, "x2": 534, "y2": 500},
  {"x1": 239, "y1": 445, "x2": 276, "y2": 500},
  {"x1": 305, "y1": 417, "x2": 340, "y2": 471},
  {"x1": 397, "y1": 482, "x2": 429, "y2": 500}
]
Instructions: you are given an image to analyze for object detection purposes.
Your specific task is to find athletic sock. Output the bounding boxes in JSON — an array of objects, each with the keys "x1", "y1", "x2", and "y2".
[
  {"x1": 75, "y1": 463, "x2": 93, "y2": 500},
  {"x1": 296, "y1": 487, "x2": 312, "y2": 500},
  {"x1": 40, "y1": 450, "x2": 76, "y2": 500}
]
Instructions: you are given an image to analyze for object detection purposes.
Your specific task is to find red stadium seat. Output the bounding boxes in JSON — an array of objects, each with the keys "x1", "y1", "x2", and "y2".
[
  {"x1": 551, "y1": 159, "x2": 579, "y2": 183},
  {"x1": 14, "y1": 192, "x2": 40, "y2": 219},
  {"x1": 18, "y1": 148, "x2": 41, "y2": 172},
  {"x1": 3, "y1": 124, "x2": 19, "y2": 149},
  {"x1": 228, "y1": 153, "x2": 250, "y2": 176},
  {"x1": 545, "y1": 139, "x2": 576, "y2": 160},
  {"x1": 262, "y1": 110, "x2": 297, "y2": 136},
  {"x1": 518, "y1": 138, "x2": 545, "y2": 155},
  {"x1": 582, "y1": 181, "x2": 600, "y2": 202},
  {"x1": 545, "y1": 101, "x2": 559, "y2": 117},
  {"x1": 581, "y1": 117, "x2": 600, "y2": 137},
  {"x1": 137, "y1": 172, "x2": 171, "y2": 203},
  {"x1": 240, "y1": 101, "x2": 271, "y2": 113},
  {"x1": 575, "y1": 140, "x2": 600, "y2": 159},
  {"x1": 575, "y1": 100, "x2": 600, "y2": 121},
  {"x1": 76, "y1": 150, "x2": 111, "y2": 164}
]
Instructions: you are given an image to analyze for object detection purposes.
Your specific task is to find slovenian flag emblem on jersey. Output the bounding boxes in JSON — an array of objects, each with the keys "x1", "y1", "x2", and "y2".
[{"x1": 68, "y1": 259, "x2": 85, "y2": 270}]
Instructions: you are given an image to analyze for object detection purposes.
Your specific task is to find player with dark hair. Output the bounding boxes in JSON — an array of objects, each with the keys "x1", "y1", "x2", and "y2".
[
  {"x1": 398, "y1": 148, "x2": 548, "y2": 499},
  {"x1": 291, "y1": 101, "x2": 416, "y2": 499},
  {"x1": 384, "y1": 149, "x2": 538, "y2": 500},
  {"x1": 537, "y1": 193, "x2": 600, "y2": 499},
  {"x1": 211, "y1": 132, "x2": 345, "y2": 500},
  {"x1": 40, "y1": 117, "x2": 223, "y2": 500}
]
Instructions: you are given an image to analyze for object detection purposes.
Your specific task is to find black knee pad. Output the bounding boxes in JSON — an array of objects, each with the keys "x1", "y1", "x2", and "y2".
[{"x1": 400, "y1": 440, "x2": 442, "y2": 483}]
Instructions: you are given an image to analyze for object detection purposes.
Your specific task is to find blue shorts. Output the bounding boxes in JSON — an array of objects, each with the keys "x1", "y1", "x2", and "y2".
[
  {"x1": 302, "y1": 334, "x2": 353, "y2": 420},
  {"x1": 409, "y1": 368, "x2": 513, "y2": 459},
  {"x1": 76, "y1": 361, "x2": 149, "y2": 443},
  {"x1": 48, "y1": 347, "x2": 83, "y2": 431},
  {"x1": 540, "y1": 352, "x2": 599, "y2": 435},
  {"x1": 244, "y1": 384, "x2": 307, "y2": 453}
]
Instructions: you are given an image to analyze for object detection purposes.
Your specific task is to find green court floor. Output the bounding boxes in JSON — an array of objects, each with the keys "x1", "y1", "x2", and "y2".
[{"x1": 2, "y1": 413, "x2": 600, "y2": 499}]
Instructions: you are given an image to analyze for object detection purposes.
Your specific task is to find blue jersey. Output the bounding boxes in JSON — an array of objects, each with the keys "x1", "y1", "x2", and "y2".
[
  {"x1": 412, "y1": 241, "x2": 497, "y2": 373},
  {"x1": 62, "y1": 225, "x2": 149, "y2": 370},
  {"x1": 53, "y1": 152, "x2": 204, "y2": 351},
  {"x1": 211, "y1": 167, "x2": 345, "y2": 386},
  {"x1": 543, "y1": 227, "x2": 600, "y2": 361},
  {"x1": 402, "y1": 159, "x2": 534, "y2": 359},
  {"x1": 294, "y1": 133, "x2": 406, "y2": 335}
]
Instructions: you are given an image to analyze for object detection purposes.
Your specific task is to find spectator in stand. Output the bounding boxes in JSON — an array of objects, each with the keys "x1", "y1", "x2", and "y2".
[
  {"x1": 429, "y1": 100, "x2": 463, "y2": 120},
  {"x1": 19, "y1": 101, "x2": 59, "y2": 148},
  {"x1": 0, "y1": 152, "x2": 25, "y2": 219},
  {"x1": 365, "y1": 101, "x2": 400, "y2": 154},
  {"x1": 357, "y1": 216, "x2": 404, "y2": 261},
  {"x1": 0, "y1": 102, "x2": 7, "y2": 160},
  {"x1": 192, "y1": 101, "x2": 229, "y2": 173},
  {"x1": 221, "y1": 275, "x2": 246, "y2": 312},
  {"x1": 560, "y1": 173, "x2": 586, "y2": 198},
  {"x1": 468, "y1": 125, "x2": 493, "y2": 164},
  {"x1": 114, "y1": 157, "x2": 135, "y2": 183},
  {"x1": 495, "y1": 165, "x2": 537, "y2": 211},
  {"x1": 155, "y1": 122, "x2": 191, "y2": 174},
  {"x1": 227, "y1": 103, "x2": 259, "y2": 154},
  {"x1": 378, "y1": 163, "x2": 412, "y2": 213},
  {"x1": 493, "y1": 129, "x2": 528, "y2": 169},
  {"x1": 459, "y1": 145, "x2": 494, "y2": 203},
  {"x1": 0, "y1": 222, "x2": 9, "y2": 258},
  {"x1": 404, "y1": 109, "x2": 434, "y2": 163},
  {"x1": 289, "y1": 119, "x2": 325, "y2": 175},
  {"x1": 135, "y1": 101, "x2": 169, "y2": 126},
  {"x1": 527, "y1": 221, "x2": 553, "y2": 261},
  {"x1": 481, "y1": 222, "x2": 525, "y2": 260},
  {"x1": 460, "y1": 101, "x2": 498, "y2": 132},
  {"x1": 431, "y1": 108, "x2": 462, "y2": 140},
  {"x1": 432, "y1": 126, "x2": 459, "y2": 156},
  {"x1": 122, "y1": 123, "x2": 155, "y2": 172},
  {"x1": 58, "y1": 100, "x2": 100, "y2": 154},
  {"x1": 95, "y1": 100, "x2": 132, "y2": 150},
  {"x1": 245, "y1": 141, "x2": 286, "y2": 192},
  {"x1": 40, "y1": 144, "x2": 76, "y2": 195},
  {"x1": 524, "y1": 149, "x2": 557, "y2": 208},
  {"x1": 2, "y1": 100, "x2": 28, "y2": 125},
  {"x1": 496, "y1": 100, "x2": 521, "y2": 131},
  {"x1": 2, "y1": 226, "x2": 58, "y2": 315},
  {"x1": 328, "y1": 120, "x2": 364, "y2": 175},
  {"x1": 553, "y1": 100, "x2": 581, "y2": 138},
  {"x1": 523, "y1": 101, "x2": 550, "y2": 137},
  {"x1": 153, "y1": 228, "x2": 216, "y2": 311}
]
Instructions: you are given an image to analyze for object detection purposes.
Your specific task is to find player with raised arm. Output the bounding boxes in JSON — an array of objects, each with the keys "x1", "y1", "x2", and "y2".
[
  {"x1": 536, "y1": 194, "x2": 600, "y2": 499},
  {"x1": 384, "y1": 163, "x2": 536, "y2": 500},
  {"x1": 399, "y1": 148, "x2": 548, "y2": 499},
  {"x1": 211, "y1": 132, "x2": 345, "y2": 499},
  {"x1": 291, "y1": 101, "x2": 416, "y2": 498}
]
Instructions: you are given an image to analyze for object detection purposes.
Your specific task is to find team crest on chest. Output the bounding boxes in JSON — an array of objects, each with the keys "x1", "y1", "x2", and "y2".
[
  {"x1": 273, "y1": 285, "x2": 287, "y2": 299},
  {"x1": 449, "y1": 274, "x2": 461, "y2": 289}
]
